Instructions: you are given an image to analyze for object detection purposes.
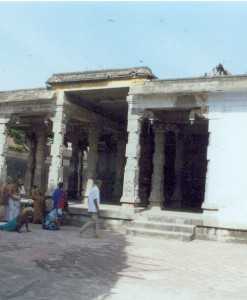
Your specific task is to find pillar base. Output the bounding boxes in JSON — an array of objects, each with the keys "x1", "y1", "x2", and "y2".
[
  {"x1": 121, "y1": 202, "x2": 135, "y2": 209},
  {"x1": 202, "y1": 209, "x2": 219, "y2": 227},
  {"x1": 148, "y1": 204, "x2": 162, "y2": 211}
]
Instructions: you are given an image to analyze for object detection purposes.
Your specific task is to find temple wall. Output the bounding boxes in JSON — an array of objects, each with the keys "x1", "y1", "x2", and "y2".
[
  {"x1": 204, "y1": 92, "x2": 247, "y2": 229},
  {"x1": 130, "y1": 86, "x2": 247, "y2": 229}
]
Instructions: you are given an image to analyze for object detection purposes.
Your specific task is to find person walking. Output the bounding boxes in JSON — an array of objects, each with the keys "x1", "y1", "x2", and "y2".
[{"x1": 80, "y1": 179, "x2": 101, "y2": 238}]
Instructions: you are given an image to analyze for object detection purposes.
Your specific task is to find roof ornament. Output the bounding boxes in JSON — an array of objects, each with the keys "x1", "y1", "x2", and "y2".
[{"x1": 204, "y1": 63, "x2": 231, "y2": 77}]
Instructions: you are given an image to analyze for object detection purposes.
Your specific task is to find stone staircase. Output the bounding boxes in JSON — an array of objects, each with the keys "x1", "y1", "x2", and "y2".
[{"x1": 126, "y1": 212, "x2": 202, "y2": 242}]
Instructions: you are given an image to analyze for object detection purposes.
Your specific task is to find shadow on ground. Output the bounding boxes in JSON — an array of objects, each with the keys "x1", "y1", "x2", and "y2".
[{"x1": 0, "y1": 225, "x2": 129, "y2": 300}]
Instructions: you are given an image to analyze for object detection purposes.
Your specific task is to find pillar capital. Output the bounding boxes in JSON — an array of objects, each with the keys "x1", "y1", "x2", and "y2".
[
  {"x1": 164, "y1": 123, "x2": 179, "y2": 133},
  {"x1": 0, "y1": 117, "x2": 10, "y2": 125},
  {"x1": 153, "y1": 123, "x2": 166, "y2": 133}
]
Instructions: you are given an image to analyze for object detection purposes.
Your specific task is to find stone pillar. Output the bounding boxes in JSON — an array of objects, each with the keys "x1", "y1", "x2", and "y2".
[
  {"x1": 0, "y1": 117, "x2": 9, "y2": 184},
  {"x1": 148, "y1": 124, "x2": 165, "y2": 208},
  {"x1": 77, "y1": 150, "x2": 83, "y2": 198},
  {"x1": 171, "y1": 129, "x2": 184, "y2": 208},
  {"x1": 24, "y1": 133, "x2": 36, "y2": 195},
  {"x1": 33, "y1": 127, "x2": 47, "y2": 194},
  {"x1": 120, "y1": 96, "x2": 141, "y2": 207},
  {"x1": 83, "y1": 125, "x2": 99, "y2": 200},
  {"x1": 201, "y1": 114, "x2": 220, "y2": 216},
  {"x1": 68, "y1": 137, "x2": 80, "y2": 199},
  {"x1": 62, "y1": 142, "x2": 72, "y2": 192},
  {"x1": 46, "y1": 91, "x2": 66, "y2": 195},
  {"x1": 112, "y1": 133, "x2": 126, "y2": 201}
]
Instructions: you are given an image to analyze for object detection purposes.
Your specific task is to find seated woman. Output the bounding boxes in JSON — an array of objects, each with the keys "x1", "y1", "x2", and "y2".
[{"x1": 0, "y1": 207, "x2": 33, "y2": 233}]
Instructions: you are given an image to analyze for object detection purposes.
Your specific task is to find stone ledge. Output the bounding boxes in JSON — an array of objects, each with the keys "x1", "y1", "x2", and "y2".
[
  {"x1": 68, "y1": 205, "x2": 135, "y2": 221},
  {"x1": 0, "y1": 88, "x2": 54, "y2": 103},
  {"x1": 195, "y1": 225, "x2": 247, "y2": 244},
  {"x1": 47, "y1": 67, "x2": 155, "y2": 85}
]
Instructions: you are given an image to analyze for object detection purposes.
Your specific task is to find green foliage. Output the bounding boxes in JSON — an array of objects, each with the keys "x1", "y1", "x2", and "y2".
[{"x1": 8, "y1": 128, "x2": 25, "y2": 145}]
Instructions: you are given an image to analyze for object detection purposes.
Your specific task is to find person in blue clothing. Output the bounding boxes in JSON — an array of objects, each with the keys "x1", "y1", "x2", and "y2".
[
  {"x1": 42, "y1": 182, "x2": 65, "y2": 230},
  {"x1": 52, "y1": 182, "x2": 64, "y2": 210}
]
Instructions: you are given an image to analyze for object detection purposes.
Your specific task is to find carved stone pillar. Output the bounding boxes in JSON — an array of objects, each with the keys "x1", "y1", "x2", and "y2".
[
  {"x1": 121, "y1": 96, "x2": 141, "y2": 207},
  {"x1": 83, "y1": 125, "x2": 99, "y2": 200},
  {"x1": 77, "y1": 150, "x2": 83, "y2": 198},
  {"x1": 24, "y1": 132, "x2": 36, "y2": 195},
  {"x1": 81, "y1": 150, "x2": 88, "y2": 197},
  {"x1": 171, "y1": 128, "x2": 184, "y2": 208},
  {"x1": 46, "y1": 91, "x2": 66, "y2": 195},
  {"x1": 0, "y1": 117, "x2": 9, "y2": 184},
  {"x1": 112, "y1": 133, "x2": 126, "y2": 201},
  {"x1": 33, "y1": 126, "x2": 47, "y2": 194},
  {"x1": 148, "y1": 124, "x2": 165, "y2": 208},
  {"x1": 68, "y1": 137, "x2": 80, "y2": 199}
]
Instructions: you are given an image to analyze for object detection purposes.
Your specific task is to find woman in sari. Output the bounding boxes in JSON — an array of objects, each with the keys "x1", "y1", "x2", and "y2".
[
  {"x1": 0, "y1": 207, "x2": 33, "y2": 232},
  {"x1": 31, "y1": 185, "x2": 44, "y2": 224},
  {"x1": 8, "y1": 183, "x2": 21, "y2": 221}
]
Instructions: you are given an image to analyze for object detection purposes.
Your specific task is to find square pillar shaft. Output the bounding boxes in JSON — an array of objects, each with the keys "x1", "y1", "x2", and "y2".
[
  {"x1": 148, "y1": 125, "x2": 165, "y2": 208},
  {"x1": 46, "y1": 91, "x2": 66, "y2": 195},
  {"x1": 24, "y1": 133, "x2": 36, "y2": 196},
  {"x1": 33, "y1": 127, "x2": 47, "y2": 194},
  {"x1": 113, "y1": 135, "x2": 126, "y2": 200},
  {"x1": 120, "y1": 96, "x2": 141, "y2": 207},
  {"x1": 83, "y1": 126, "x2": 99, "y2": 200},
  {"x1": 0, "y1": 117, "x2": 9, "y2": 184}
]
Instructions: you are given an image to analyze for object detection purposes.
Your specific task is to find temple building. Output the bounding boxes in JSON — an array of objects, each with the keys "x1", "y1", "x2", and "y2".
[{"x1": 1, "y1": 66, "x2": 247, "y2": 239}]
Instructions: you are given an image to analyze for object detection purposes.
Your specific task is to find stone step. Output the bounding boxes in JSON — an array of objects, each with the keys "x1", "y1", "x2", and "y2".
[
  {"x1": 126, "y1": 227, "x2": 194, "y2": 242},
  {"x1": 130, "y1": 220, "x2": 195, "y2": 234},
  {"x1": 143, "y1": 214, "x2": 202, "y2": 226}
]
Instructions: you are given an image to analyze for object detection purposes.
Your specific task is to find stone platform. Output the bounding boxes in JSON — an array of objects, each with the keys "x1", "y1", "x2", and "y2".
[
  {"x1": 67, "y1": 202, "x2": 137, "y2": 230},
  {"x1": 67, "y1": 203, "x2": 247, "y2": 244}
]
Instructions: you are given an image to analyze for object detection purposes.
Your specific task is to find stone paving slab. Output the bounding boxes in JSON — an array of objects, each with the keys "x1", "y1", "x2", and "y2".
[{"x1": 0, "y1": 225, "x2": 247, "y2": 300}]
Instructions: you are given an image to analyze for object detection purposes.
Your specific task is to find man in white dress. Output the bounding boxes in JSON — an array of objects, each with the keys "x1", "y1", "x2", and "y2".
[{"x1": 80, "y1": 179, "x2": 101, "y2": 238}]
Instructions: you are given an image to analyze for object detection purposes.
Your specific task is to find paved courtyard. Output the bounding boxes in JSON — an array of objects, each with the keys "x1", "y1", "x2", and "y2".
[{"x1": 0, "y1": 225, "x2": 247, "y2": 300}]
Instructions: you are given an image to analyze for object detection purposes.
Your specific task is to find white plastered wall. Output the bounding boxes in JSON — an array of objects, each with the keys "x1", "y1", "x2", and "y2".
[{"x1": 205, "y1": 92, "x2": 247, "y2": 229}]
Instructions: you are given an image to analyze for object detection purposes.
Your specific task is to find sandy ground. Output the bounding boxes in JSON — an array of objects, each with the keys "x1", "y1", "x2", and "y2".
[{"x1": 0, "y1": 224, "x2": 247, "y2": 300}]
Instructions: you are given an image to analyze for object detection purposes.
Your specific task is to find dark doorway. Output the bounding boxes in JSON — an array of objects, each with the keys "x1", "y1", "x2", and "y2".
[{"x1": 163, "y1": 118, "x2": 208, "y2": 211}]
